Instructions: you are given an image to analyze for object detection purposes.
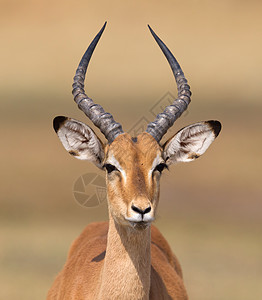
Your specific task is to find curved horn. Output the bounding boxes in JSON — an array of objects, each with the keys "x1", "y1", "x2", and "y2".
[
  {"x1": 72, "y1": 22, "x2": 124, "y2": 143},
  {"x1": 146, "y1": 25, "x2": 192, "y2": 142}
]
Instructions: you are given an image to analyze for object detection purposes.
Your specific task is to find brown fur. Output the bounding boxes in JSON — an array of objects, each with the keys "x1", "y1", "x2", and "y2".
[
  {"x1": 47, "y1": 222, "x2": 187, "y2": 300},
  {"x1": 48, "y1": 132, "x2": 188, "y2": 299},
  {"x1": 104, "y1": 133, "x2": 163, "y2": 226}
]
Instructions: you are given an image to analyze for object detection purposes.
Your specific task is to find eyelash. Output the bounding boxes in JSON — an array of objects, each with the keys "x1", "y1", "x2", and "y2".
[
  {"x1": 103, "y1": 164, "x2": 118, "y2": 174},
  {"x1": 103, "y1": 163, "x2": 167, "y2": 174}
]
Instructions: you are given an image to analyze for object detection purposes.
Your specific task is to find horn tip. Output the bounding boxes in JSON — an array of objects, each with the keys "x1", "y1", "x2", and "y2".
[{"x1": 147, "y1": 24, "x2": 154, "y2": 33}]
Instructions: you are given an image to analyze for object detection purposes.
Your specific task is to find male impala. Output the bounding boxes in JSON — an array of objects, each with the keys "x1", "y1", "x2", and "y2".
[{"x1": 47, "y1": 22, "x2": 221, "y2": 300}]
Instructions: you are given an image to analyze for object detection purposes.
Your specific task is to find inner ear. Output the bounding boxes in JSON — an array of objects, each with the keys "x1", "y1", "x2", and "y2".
[
  {"x1": 53, "y1": 116, "x2": 105, "y2": 168},
  {"x1": 163, "y1": 120, "x2": 221, "y2": 165}
]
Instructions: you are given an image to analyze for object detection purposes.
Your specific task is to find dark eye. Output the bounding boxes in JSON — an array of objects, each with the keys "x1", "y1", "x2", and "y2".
[
  {"x1": 154, "y1": 163, "x2": 168, "y2": 173},
  {"x1": 104, "y1": 164, "x2": 118, "y2": 174}
]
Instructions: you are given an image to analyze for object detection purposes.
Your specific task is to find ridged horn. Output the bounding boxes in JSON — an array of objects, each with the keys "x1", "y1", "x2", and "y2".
[
  {"x1": 72, "y1": 22, "x2": 124, "y2": 143},
  {"x1": 146, "y1": 25, "x2": 192, "y2": 142}
]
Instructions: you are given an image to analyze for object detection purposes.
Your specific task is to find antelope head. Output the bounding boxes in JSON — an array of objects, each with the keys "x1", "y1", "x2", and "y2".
[{"x1": 53, "y1": 22, "x2": 221, "y2": 230}]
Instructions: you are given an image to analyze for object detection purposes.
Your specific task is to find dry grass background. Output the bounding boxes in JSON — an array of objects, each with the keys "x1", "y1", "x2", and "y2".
[{"x1": 1, "y1": 0, "x2": 262, "y2": 299}]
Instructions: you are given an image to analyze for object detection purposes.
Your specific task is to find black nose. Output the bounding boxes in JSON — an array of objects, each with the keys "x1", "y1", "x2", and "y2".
[{"x1": 131, "y1": 205, "x2": 151, "y2": 215}]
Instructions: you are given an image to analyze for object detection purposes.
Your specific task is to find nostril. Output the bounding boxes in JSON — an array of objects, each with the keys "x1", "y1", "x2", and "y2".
[
  {"x1": 144, "y1": 206, "x2": 151, "y2": 214},
  {"x1": 131, "y1": 205, "x2": 143, "y2": 214},
  {"x1": 131, "y1": 205, "x2": 151, "y2": 215}
]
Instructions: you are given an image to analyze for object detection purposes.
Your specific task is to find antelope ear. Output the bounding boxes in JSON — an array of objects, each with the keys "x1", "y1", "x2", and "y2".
[
  {"x1": 163, "y1": 120, "x2": 221, "y2": 165},
  {"x1": 53, "y1": 116, "x2": 104, "y2": 168}
]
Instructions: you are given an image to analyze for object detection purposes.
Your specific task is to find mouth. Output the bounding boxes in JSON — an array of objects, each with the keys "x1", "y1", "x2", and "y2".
[{"x1": 129, "y1": 221, "x2": 151, "y2": 230}]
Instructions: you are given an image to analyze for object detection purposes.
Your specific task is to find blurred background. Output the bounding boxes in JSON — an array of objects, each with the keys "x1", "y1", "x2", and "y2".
[{"x1": 1, "y1": 0, "x2": 261, "y2": 299}]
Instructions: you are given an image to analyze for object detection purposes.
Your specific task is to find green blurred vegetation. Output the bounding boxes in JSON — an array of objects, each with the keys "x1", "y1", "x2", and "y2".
[{"x1": 1, "y1": 1, "x2": 262, "y2": 299}]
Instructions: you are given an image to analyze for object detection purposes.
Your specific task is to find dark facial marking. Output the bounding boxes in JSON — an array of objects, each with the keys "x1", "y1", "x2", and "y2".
[
  {"x1": 188, "y1": 153, "x2": 199, "y2": 159},
  {"x1": 53, "y1": 116, "x2": 67, "y2": 133},
  {"x1": 69, "y1": 150, "x2": 79, "y2": 156}
]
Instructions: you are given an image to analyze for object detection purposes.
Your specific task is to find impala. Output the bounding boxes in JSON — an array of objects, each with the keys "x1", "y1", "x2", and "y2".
[{"x1": 47, "y1": 22, "x2": 221, "y2": 300}]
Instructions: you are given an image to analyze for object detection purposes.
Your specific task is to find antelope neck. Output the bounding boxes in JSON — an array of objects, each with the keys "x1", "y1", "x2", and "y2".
[{"x1": 97, "y1": 215, "x2": 151, "y2": 300}]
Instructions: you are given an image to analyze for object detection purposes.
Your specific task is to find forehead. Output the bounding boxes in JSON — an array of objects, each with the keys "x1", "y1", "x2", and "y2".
[{"x1": 106, "y1": 133, "x2": 162, "y2": 166}]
